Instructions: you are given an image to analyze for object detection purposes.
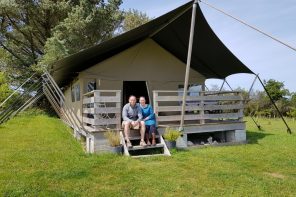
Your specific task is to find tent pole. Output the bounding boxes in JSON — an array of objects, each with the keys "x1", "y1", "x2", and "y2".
[
  {"x1": 258, "y1": 76, "x2": 292, "y2": 134},
  {"x1": 225, "y1": 79, "x2": 233, "y2": 91},
  {"x1": 179, "y1": 0, "x2": 199, "y2": 131},
  {"x1": 246, "y1": 74, "x2": 261, "y2": 130},
  {"x1": 219, "y1": 79, "x2": 225, "y2": 92},
  {"x1": 248, "y1": 74, "x2": 259, "y2": 96},
  {"x1": 250, "y1": 114, "x2": 262, "y2": 130}
]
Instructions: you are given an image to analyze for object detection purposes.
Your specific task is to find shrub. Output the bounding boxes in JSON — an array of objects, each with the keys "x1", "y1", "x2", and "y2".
[
  {"x1": 163, "y1": 128, "x2": 181, "y2": 142},
  {"x1": 104, "y1": 130, "x2": 121, "y2": 147}
]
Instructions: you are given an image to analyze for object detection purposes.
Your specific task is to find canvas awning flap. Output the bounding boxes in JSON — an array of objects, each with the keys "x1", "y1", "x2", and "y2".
[{"x1": 52, "y1": 1, "x2": 254, "y2": 86}]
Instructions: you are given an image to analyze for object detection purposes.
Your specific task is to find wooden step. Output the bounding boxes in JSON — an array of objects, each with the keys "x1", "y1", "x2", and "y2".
[
  {"x1": 128, "y1": 143, "x2": 164, "y2": 151},
  {"x1": 128, "y1": 135, "x2": 160, "y2": 140},
  {"x1": 120, "y1": 131, "x2": 170, "y2": 157}
]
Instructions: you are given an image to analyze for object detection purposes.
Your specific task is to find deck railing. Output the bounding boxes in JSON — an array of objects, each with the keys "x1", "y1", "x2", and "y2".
[
  {"x1": 153, "y1": 90, "x2": 244, "y2": 125},
  {"x1": 82, "y1": 90, "x2": 121, "y2": 132}
]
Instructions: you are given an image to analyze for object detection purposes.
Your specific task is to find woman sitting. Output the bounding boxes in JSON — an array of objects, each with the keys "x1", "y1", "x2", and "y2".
[{"x1": 139, "y1": 96, "x2": 157, "y2": 146}]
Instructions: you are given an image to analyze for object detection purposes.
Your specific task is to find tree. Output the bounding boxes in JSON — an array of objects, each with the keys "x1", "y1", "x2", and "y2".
[
  {"x1": 0, "y1": 71, "x2": 12, "y2": 104},
  {"x1": 290, "y1": 93, "x2": 296, "y2": 107},
  {"x1": 244, "y1": 90, "x2": 269, "y2": 116},
  {"x1": 0, "y1": 0, "x2": 74, "y2": 73},
  {"x1": 0, "y1": 48, "x2": 13, "y2": 75},
  {"x1": 39, "y1": 0, "x2": 123, "y2": 69},
  {"x1": 121, "y1": 9, "x2": 150, "y2": 32},
  {"x1": 286, "y1": 93, "x2": 296, "y2": 118},
  {"x1": 264, "y1": 79, "x2": 289, "y2": 102},
  {"x1": 0, "y1": 0, "x2": 123, "y2": 78}
]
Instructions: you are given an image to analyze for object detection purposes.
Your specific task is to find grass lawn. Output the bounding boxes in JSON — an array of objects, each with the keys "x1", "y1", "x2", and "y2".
[{"x1": 0, "y1": 112, "x2": 295, "y2": 196}]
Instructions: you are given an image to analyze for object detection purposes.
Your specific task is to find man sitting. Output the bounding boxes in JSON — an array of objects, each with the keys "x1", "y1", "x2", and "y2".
[{"x1": 122, "y1": 95, "x2": 146, "y2": 148}]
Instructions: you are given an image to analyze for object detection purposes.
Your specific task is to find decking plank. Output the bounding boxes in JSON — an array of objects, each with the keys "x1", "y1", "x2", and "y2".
[
  {"x1": 155, "y1": 104, "x2": 244, "y2": 112},
  {"x1": 155, "y1": 95, "x2": 242, "y2": 102},
  {"x1": 128, "y1": 144, "x2": 164, "y2": 150},
  {"x1": 157, "y1": 112, "x2": 243, "y2": 122}
]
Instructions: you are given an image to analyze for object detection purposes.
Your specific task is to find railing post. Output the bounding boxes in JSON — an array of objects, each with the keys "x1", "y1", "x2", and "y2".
[
  {"x1": 94, "y1": 90, "x2": 100, "y2": 104},
  {"x1": 238, "y1": 92, "x2": 244, "y2": 121},
  {"x1": 200, "y1": 91, "x2": 205, "y2": 124},
  {"x1": 93, "y1": 91, "x2": 101, "y2": 126},
  {"x1": 153, "y1": 91, "x2": 159, "y2": 117},
  {"x1": 116, "y1": 91, "x2": 121, "y2": 130}
]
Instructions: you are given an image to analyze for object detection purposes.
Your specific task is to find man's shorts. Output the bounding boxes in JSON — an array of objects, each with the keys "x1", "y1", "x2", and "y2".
[{"x1": 122, "y1": 121, "x2": 140, "y2": 129}]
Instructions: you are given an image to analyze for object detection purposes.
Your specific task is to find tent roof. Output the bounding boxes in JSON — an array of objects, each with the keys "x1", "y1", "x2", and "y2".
[{"x1": 52, "y1": 1, "x2": 254, "y2": 86}]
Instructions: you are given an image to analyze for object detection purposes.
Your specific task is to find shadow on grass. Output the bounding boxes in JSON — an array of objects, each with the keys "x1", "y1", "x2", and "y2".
[{"x1": 246, "y1": 130, "x2": 273, "y2": 144}]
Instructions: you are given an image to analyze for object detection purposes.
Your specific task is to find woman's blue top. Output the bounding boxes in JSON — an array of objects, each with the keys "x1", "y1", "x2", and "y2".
[{"x1": 140, "y1": 104, "x2": 156, "y2": 126}]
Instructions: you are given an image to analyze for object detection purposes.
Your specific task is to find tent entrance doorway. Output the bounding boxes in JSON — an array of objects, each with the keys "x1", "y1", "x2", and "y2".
[{"x1": 123, "y1": 81, "x2": 150, "y2": 106}]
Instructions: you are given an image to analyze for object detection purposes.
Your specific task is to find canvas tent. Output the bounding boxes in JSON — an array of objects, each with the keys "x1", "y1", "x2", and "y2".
[
  {"x1": 0, "y1": 1, "x2": 292, "y2": 155},
  {"x1": 0, "y1": 1, "x2": 260, "y2": 155},
  {"x1": 51, "y1": 0, "x2": 254, "y2": 87}
]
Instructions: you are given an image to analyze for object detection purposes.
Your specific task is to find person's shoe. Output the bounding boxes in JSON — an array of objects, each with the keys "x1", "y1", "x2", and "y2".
[
  {"x1": 146, "y1": 140, "x2": 151, "y2": 146},
  {"x1": 126, "y1": 141, "x2": 133, "y2": 148},
  {"x1": 140, "y1": 140, "x2": 147, "y2": 147}
]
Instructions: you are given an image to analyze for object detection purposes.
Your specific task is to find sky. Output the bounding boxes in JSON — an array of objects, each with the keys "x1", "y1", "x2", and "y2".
[{"x1": 121, "y1": 0, "x2": 296, "y2": 92}]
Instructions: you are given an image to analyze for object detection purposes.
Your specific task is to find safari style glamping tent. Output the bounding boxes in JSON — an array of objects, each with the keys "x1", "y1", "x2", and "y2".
[
  {"x1": 1, "y1": 1, "x2": 263, "y2": 157},
  {"x1": 44, "y1": 0, "x2": 256, "y2": 156}
]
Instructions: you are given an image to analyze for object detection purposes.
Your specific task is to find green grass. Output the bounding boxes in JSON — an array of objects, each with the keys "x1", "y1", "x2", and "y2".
[{"x1": 0, "y1": 113, "x2": 295, "y2": 196}]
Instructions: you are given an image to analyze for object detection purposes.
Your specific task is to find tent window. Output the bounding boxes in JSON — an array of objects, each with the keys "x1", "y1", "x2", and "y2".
[
  {"x1": 71, "y1": 86, "x2": 75, "y2": 102},
  {"x1": 71, "y1": 83, "x2": 80, "y2": 102},
  {"x1": 75, "y1": 84, "x2": 80, "y2": 101},
  {"x1": 87, "y1": 81, "x2": 96, "y2": 92}
]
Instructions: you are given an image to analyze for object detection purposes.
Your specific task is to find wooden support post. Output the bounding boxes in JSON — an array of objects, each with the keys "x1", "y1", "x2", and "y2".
[{"x1": 86, "y1": 134, "x2": 94, "y2": 153}]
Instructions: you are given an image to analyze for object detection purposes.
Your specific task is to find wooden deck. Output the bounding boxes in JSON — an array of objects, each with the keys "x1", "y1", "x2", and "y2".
[
  {"x1": 153, "y1": 90, "x2": 246, "y2": 146},
  {"x1": 83, "y1": 89, "x2": 247, "y2": 152},
  {"x1": 153, "y1": 90, "x2": 244, "y2": 126}
]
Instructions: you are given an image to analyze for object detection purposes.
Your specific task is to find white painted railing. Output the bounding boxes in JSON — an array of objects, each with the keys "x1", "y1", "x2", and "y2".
[
  {"x1": 153, "y1": 90, "x2": 244, "y2": 125},
  {"x1": 83, "y1": 90, "x2": 121, "y2": 132}
]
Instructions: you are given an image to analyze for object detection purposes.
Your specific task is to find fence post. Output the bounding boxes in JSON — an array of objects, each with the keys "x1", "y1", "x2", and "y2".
[{"x1": 200, "y1": 91, "x2": 205, "y2": 124}]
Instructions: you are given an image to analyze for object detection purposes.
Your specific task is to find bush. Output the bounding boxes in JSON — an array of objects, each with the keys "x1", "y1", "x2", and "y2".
[
  {"x1": 104, "y1": 130, "x2": 121, "y2": 147},
  {"x1": 287, "y1": 108, "x2": 296, "y2": 118},
  {"x1": 163, "y1": 128, "x2": 181, "y2": 142}
]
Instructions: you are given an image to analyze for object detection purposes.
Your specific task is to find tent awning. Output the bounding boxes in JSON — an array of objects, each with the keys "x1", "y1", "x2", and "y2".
[{"x1": 52, "y1": 0, "x2": 254, "y2": 86}]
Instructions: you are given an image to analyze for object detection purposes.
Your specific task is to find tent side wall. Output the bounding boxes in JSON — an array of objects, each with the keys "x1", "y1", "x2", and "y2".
[
  {"x1": 63, "y1": 79, "x2": 84, "y2": 127},
  {"x1": 62, "y1": 38, "x2": 206, "y2": 126}
]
